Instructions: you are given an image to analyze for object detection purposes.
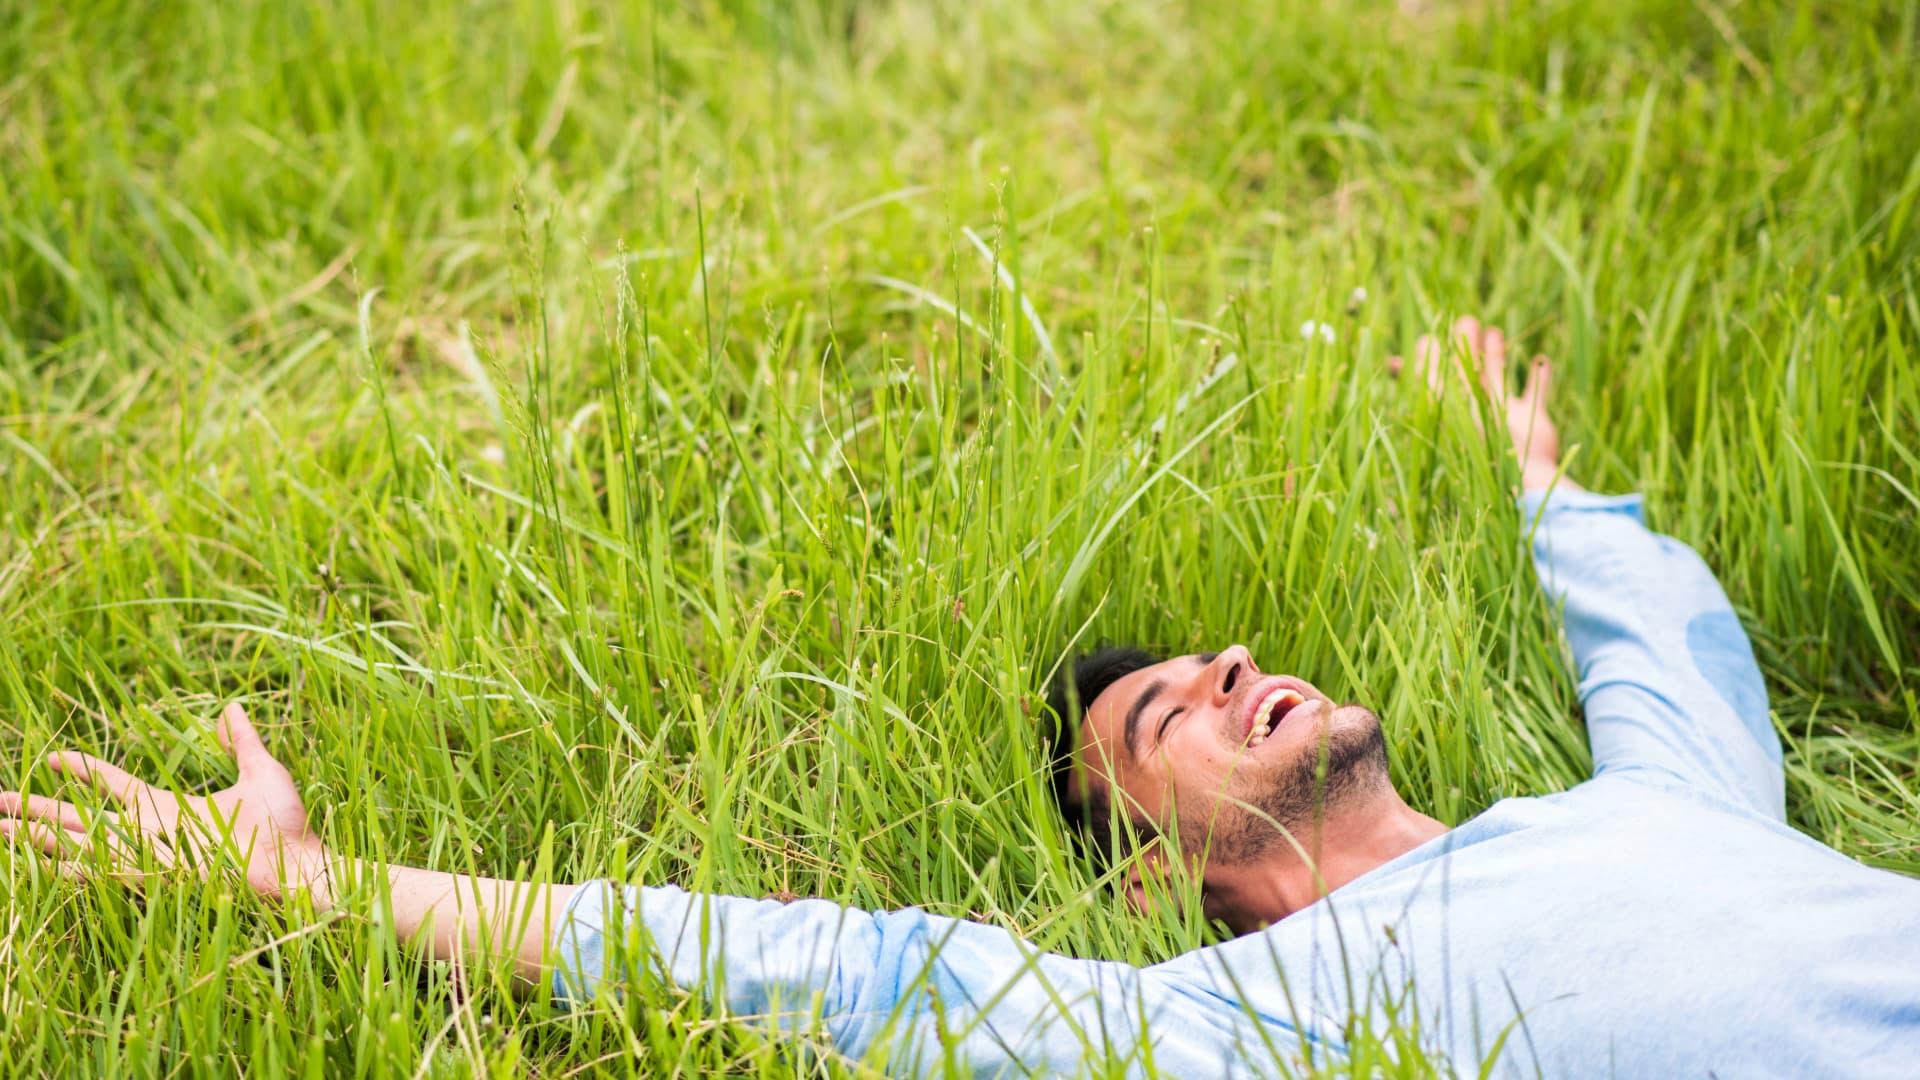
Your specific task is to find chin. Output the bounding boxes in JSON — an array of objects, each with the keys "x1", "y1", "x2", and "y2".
[
  {"x1": 1327, "y1": 703, "x2": 1382, "y2": 732},
  {"x1": 1203, "y1": 703, "x2": 1391, "y2": 862}
]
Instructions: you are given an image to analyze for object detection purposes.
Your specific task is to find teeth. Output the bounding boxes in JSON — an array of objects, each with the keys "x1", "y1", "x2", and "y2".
[{"x1": 1247, "y1": 688, "x2": 1304, "y2": 746}]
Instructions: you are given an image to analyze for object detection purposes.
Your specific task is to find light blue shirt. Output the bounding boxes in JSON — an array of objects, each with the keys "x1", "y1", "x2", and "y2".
[{"x1": 552, "y1": 490, "x2": 1920, "y2": 1077}]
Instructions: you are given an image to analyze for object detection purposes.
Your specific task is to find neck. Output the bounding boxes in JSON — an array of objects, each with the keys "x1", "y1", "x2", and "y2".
[{"x1": 1203, "y1": 792, "x2": 1449, "y2": 935}]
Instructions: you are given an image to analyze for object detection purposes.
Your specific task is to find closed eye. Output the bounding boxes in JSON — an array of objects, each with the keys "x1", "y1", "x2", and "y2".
[{"x1": 1155, "y1": 707, "x2": 1185, "y2": 745}]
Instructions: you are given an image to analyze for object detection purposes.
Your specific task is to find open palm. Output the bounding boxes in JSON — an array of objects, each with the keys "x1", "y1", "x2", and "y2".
[
  {"x1": 1392, "y1": 314, "x2": 1570, "y2": 491},
  {"x1": 1, "y1": 704, "x2": 327, "y2": 900}
]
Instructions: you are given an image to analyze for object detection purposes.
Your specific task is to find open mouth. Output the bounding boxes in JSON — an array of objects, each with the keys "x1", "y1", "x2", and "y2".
[{"x1": 1246, "y1": 684, "x2": 1306, "y2": 746}]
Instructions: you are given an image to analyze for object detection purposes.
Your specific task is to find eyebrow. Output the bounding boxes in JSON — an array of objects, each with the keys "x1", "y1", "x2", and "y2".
[{"x1": 1123, "y1": 679, "x2": 1166, "y2": 763}]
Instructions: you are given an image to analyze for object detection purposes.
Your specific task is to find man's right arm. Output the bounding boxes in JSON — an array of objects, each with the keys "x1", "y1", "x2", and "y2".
[
  {"x1": 551, "y1": 878, "x2": 1304, "y2": 1074},
  {"x1": 1, "y1": 708, "x2": 1298, "y2": 1073},
  {"x1": 0, "y1": 706, "x2": 580, "y2": 989}
]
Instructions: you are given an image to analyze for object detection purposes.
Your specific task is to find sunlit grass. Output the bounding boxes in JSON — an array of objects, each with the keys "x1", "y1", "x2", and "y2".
[{"x1": 1, "y1": 0, "x2": 1915, "y2": 1074}]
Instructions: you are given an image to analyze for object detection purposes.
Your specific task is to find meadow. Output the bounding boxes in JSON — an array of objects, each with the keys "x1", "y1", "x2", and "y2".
[{"x1": 2, "y1": 0, "x2": 1916, "y2": 1074}]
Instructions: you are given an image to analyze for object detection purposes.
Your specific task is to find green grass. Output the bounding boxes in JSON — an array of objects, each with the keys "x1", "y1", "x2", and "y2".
[{"x1": 2, "y1": 0, "x2": 1917, "y2": 1074}]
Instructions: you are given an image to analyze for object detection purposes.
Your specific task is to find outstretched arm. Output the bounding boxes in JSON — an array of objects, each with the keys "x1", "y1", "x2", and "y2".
[
  {"x1": 1400, "y1": 317, "x2": 1784, "y2": 819},
  {"x1": 1, "y1": 704, "x2": 1310, "y2": 1072},
  {"x1": 0, "y1": 704, "x2": 577, "y2": 986},
  {"x1": 0, "y1": 705, "x2": 1302, "y2": 1072},
  {"x1": 551, "y1": 878, "x2": 1306, "y2": 1073}
]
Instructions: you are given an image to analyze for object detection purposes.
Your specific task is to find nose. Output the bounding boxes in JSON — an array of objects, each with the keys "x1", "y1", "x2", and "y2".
[{"x1": 1204, "y1": 645, "x2": 1258, "y2": 704}]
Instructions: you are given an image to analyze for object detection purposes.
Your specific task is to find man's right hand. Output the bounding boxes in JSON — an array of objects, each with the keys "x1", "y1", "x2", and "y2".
[
  {"x1": 1393, "y1": 315, "x2": 1573, "y2": 493},
  {"x1": 3, "y1": 700, "x2": 577, "y2": 988},
  {"x1": 1, "y1": 703, "x2": 331, "y2": 902}
]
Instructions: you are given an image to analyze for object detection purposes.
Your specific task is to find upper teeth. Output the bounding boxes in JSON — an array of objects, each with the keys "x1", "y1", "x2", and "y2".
[{"x1": 1248, "y1": 687, "x2": 1304, "y2": 745}]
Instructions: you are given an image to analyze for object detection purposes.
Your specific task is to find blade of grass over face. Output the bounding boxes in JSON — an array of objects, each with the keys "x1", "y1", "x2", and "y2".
[{"x1": 2, "y1": 0, "x2": 1917, "y2": 1074}]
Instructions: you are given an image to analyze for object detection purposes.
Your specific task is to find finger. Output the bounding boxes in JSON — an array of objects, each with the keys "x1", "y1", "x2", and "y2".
[
  {"x1": 48, "y1": 751, "x2": 149, "y2": 806},
  {"x1": 1452, "y1": 315, "x2": 1482, "y2": 359},
  {"x1": 1481, "y1": 326, "x2": 1508, "y2": 397},
  {"x1": 1526, "y1": 356, "x2": 1553, "y2": 405},
  {"x1": 1, "y1": 819, "x2": 83, "y2": 859},
  {"x1": 36, "y1": 860, "x2": 147, "y2": 886},
  {"x1": 0, "y1": 792, "x2": 91, "y2": 832},
  {"x1": 69, "y1": 863, "x2": 155, "y2": 887},
  {"x1": 5, "y1": 828, "x2": 149, "y2": 888},
  {"x1": 1414, "y1": 334, "x2": 1447, "y2": 393},
  {"x1": 1452, "y1": 316, "x2": 1486, "y2": 392},
  {"x1": 218, "y1": 703, "x2": 272, "y2": 776}
]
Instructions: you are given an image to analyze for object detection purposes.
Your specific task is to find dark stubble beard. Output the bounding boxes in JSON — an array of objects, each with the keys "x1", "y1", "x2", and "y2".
[{"x1": 1189, "y1": 704, "x2": 1391, "y2": 864}]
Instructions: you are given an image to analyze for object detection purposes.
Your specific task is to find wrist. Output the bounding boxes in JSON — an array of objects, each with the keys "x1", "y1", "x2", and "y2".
[
  {"x1": 1520, "y1": 456, "x2": 1576, "y2": 493},
  {"x1": 280, "y1": 844, "x2": 343, "y2": 911}
]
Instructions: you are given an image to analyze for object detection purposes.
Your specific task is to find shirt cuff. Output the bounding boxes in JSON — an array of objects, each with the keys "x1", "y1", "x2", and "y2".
[
  {"x1": 551, "y1": 878, "x2": 630, "y2": 1007},
  {"x1": 1518, "y1": 487, "x2": 1646, "y2": 526}
]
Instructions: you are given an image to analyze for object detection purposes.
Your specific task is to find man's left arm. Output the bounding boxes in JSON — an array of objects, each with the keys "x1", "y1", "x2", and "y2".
[
  {"x1": 1520, "y1": 487, "x2": 1785, "y2": 817},
  {"x1": 1400, "y1": 317, "x2": 1784, "y2": 818}
]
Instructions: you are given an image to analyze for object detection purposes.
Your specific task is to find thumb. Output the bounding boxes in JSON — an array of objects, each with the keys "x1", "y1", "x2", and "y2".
[{"x1": 218, "y1": 703, "x2": 273, "y2": 775}]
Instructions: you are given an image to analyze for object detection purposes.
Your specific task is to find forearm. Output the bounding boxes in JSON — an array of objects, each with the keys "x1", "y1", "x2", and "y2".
[
  {"x1": 1520, "y1": 453, "x2": 1579, "y2": 494},
  {"x1": 1522, "y1": 489, "x2": 1784, "y2": 813},
  {"x1": 309, "y1": 857, "x2": 578, "y2": 987}
]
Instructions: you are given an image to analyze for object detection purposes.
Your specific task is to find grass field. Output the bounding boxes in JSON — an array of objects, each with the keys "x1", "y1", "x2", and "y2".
[{"x1": 3, "y1": 0, "x2": 1917, "y2": 1074}]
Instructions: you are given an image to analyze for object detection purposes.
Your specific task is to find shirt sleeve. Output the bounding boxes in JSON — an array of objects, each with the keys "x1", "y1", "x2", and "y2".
[
  {"x1": 1522, "y1": 488, "x2": 1784, "y2": 819},
  {"x1": 550, "y1": 880, "x2": 1309, "y2": 1075}
]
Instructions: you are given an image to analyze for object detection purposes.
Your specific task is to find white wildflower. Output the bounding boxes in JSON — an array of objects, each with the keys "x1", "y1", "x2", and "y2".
[{"x1": 1299, "y1": 320, "x2": 1336, "y2": 344}]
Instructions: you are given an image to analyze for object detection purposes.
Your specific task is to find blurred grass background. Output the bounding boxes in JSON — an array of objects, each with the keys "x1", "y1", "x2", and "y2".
[{"x1": 1, "y1": 0, "x2": 1916, "y2": 1074}]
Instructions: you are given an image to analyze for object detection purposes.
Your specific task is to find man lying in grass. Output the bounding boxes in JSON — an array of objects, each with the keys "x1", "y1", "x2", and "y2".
[{"x1": 5, "y1": 317, "x2": 1917, "y2": 1077}]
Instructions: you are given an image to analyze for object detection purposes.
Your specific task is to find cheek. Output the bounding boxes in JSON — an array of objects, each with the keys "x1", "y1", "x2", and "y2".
[
  {"x1": 1169, "y1": 736, "x2": 1250, "y2": 798},
  {"x1": 1136, "y1": 751, "x2": 1220, "y2": 821},
  {"x1": 1114, "y1": 765, "x2": 1175, "y2": 823}
]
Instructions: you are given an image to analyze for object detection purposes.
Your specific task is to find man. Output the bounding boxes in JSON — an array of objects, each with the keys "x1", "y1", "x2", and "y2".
[{"x1": 5, "y1": 318, "x2": 1916, "y2": 1077}]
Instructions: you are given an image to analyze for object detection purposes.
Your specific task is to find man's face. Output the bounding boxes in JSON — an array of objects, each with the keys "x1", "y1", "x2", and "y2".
[{"x1": 1073, "y1": 646, "x2": 1390, "y2": 865}]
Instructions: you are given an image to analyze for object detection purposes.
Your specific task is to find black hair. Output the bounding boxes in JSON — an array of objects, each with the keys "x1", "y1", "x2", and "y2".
[{"x1": 1042, "y1": 645, "x2": 1164, "y2": 865}]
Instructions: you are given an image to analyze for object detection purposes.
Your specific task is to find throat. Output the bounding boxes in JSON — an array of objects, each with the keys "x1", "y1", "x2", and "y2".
[{"x1": 1206, "y1": 799, "x2": 1450, "y2": 934}]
